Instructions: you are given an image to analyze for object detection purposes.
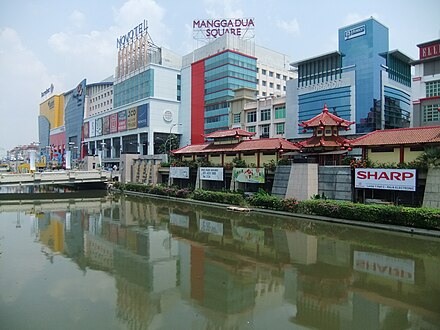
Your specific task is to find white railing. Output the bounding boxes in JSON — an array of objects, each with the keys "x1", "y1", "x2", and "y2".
[{"x1": 0, "y1": 170, "x2": 111, "y2": 185}]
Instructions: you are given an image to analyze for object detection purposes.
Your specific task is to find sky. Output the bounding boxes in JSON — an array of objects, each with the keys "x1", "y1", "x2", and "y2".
[{"x1": 0, "y1": 0, "x2": 439, "y2": 155}]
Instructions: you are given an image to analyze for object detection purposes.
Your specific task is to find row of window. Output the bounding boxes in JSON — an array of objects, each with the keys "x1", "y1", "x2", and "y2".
[
  {"x1": 426, "y1": 80, "x2": 440, "y2": 97},
  {"x1": 246, "y1": 106, "x2": 286, "y2": 123},
  {"x1": 259, "y1": 80, "x2": 285, "y2": 91},
  {"x1": 259, "y1": 69, "x2": 288, "y2": 80},
  {"x1": 423, "y1": 104, "x2": 440, "y2": 122},
  {"x1": 246, "y1": 122, "x2": 285, "y2": 135},
  {"x1": 91, "y1": 90, "x2": 113, "y2": 103}
]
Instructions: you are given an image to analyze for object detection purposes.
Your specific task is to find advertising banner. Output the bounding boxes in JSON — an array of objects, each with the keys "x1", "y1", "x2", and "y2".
[
  {"x1": 199, "y1": 219, "x2": 223, "y2": 236},
  {"x1": 137, "y1": 104, "x2": 148, "y2": 128},
  {"x1": 170, "y1": 166, "x2": 190, "y2": 179},
  {"x1": 83, "y1": 122, "x2": 89, "y2": 139},
  {"x1": 355, "y1": 168, "x2": 416, "y2": 191},
  {"x1": 233, "y1": 167, "x2": 265, "y2": 183},
  {"x1": 89, "y1": 120, "x2": 96, "y2": 138},
  {"x1": 102, "y1": 115, "x2": 110, "y2": 135},
  {"x1": 118, "y1": 110, "x2": 127, "y2": 131},
  {"x1": 170, "y1": 213, "x2": 190, "y2": 228},
  {"x1": 110, "y1": 113, "x2": 118, "y2": 133},
  {"x1": 354, "y1": 251, "x2": 415, "y2": 284},
  {"x1": 127, "y1": 107, "x2": 138, "y2": 130},
  {"x1": 200, "y1": 167, "x2": 224, "y2": 181},
  {"x1": 95, "y1": 118, "x2": 103, "y2": 136}
]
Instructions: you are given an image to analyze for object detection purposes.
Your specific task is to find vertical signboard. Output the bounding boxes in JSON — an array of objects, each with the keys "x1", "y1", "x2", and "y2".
[
  {"x1": 103, "y1": 115, "x2": 110, "y2": 135},
  {"x1": 137, "y1": 104, "x2": 148, "y2": 128},
  {"x1": 127, "y1": 107, "x2": 138, "y2": 130},
  {"x1": 118, "y1": 110, "x2": 127, "y2": 131},
  {"x1": 95, "y1": 118, "x2": 103, "y2": 136},
  {"x1": 110, "y1": 113, "x2": 118, "y2": 133},
  {"x1": 89, "y1": 120, "x2": 96, "y2": 137},
  {"x1": 83, "y1": 122, "x2": 90, "y2": 139}
]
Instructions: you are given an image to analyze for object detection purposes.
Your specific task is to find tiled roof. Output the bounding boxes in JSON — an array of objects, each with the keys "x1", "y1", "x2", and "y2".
[
  {"x1": 172, "y1": 138, "x2": 300, "y2": 155},
  {"x1": 300, "y1": 104, "x2": 355, "y2": 128},
  {"x1": 204, "y1": 128, "x2": 256, "y2": 139},
  {"x1": 298, "y1": 135, "x2": 352, "y2": 148},
  {"x1": 351, "y1": 126, "x2": 440, "y2": 146}
]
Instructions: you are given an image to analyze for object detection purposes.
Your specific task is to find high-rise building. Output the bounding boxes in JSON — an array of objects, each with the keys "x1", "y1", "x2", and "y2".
[
  {"x1": 181, "y1": 34, "x2": 295, "y2": 145},
  {"x1": 286, "y1": 17, "x2": 412, "y2": 140},
  {"x1": 411, "y1": 39, "x2": 440, "y2": 127}
]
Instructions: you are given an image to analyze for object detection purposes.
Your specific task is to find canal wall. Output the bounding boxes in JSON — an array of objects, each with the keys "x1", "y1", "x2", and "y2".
[
  {"x1": 318, "y1": 166, "x2": 352, "y2": 201},
  {"x1": 423, "y1": 167, "x2": 440, "y2": 208}
]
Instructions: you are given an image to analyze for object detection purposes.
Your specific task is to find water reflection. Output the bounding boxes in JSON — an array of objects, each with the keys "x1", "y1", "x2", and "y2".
[{"x1": 1, "y1": 195, "x2": 440, "y2": 330}]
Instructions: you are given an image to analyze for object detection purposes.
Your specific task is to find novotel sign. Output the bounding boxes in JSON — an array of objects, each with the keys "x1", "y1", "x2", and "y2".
[
  {"x1": 41, "y1": 83, "x2": 54, "y2": 98},
  {"x1": 116, "y1": 19, "x2": 148, "y2": 49},
  {"x1": 355, "y1": 168, "x2": 416, "y2": 191},
  {"x1": 193, "y1": 18, "x2": 255, "y2": 38},
  {"x1": 344, "y1": 24, "x2": 366, "y2": 40}
]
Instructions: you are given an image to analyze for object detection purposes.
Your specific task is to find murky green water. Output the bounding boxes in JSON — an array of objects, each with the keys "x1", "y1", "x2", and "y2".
[{"x1": 1, "y1": 194, "x2": 439, "y2": 330}]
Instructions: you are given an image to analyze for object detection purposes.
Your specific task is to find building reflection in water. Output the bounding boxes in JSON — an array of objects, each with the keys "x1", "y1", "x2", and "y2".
[{"x1": 28, "y1": 194, "x2": 440, "y2": 330}]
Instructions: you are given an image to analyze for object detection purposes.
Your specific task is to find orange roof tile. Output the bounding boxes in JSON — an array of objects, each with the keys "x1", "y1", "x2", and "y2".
[
  {"x1": 299, "y1": 104, "x2": 355, "y2": 128},
  {"x1": 351, "y1": 126, "x2": 440, "y2": 146},
  {"x1": 172, "y1": 138, "x2": 300, "y2": 155},
  {"x1": 204, "y1": 128, "x2": 256, "y2": 139}
]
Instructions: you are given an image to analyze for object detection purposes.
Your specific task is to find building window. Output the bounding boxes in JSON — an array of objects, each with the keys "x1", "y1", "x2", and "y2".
[
  {"x1": 283, "y1": 75, "x2": 287, "y2": 80},
  {"x1": 262, "y1": 92, "x2": 266, "y2": 96},
  {"x1": 276, "y1": 123, "x2": 285, "y2": 134},
  {"x1": 426, "y1": 80, "x2": 440, "y2": 97},
  {"x1": 247, "y1": 126, "x2": 256, "y2": 133},
  {"x1": 260, "y1": 124, "x2": 270, "y2": 138},
  {"x1": 275, "y1": 106, "x2": 286, "y2": 119},
  {"x1": 423, "y1": 104, "x2": 440, "y2": 122},
  {"x1": 233, "y1": 113, "x2": 241, "y2": 123},
  {"x1": 247, "y1": 111, "x2": 257, "y2": 123},
  {"x1": 261, "y1": 109, "x2": 271, "y2": 121},
  {"x1": 276, "y1": 84, "x2": 281, "y2": 90},
  {"x1": 269, "y1": 82, "x2": 274, "y2": 88},
  {"x1": 262, "y1": 80, "x2": 267, "y2": 86},
  {"x1": 276, "y1": 73, "x2": 280, "y2": 79},
  {"x1": 262, "y1": 69, "x2": 267, "y2": 75},
  {"x1": 269, "y1": 71, "x2": 274, "y2": 77}
]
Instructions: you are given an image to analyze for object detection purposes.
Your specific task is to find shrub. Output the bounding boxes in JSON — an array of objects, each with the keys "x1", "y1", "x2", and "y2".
[{"x1": 192, "y1": 189, "x2": 244, "y2": 205}]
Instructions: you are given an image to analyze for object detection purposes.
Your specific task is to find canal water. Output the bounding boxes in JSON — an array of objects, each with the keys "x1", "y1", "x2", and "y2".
[{"x1": 1, "y1": 193, "x2": 439, "y2": 330}]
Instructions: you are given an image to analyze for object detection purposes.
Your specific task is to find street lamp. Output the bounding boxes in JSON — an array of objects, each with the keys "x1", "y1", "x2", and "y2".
[{"x1": 168, "y1": 123, "x2": 182, "y2": 156}]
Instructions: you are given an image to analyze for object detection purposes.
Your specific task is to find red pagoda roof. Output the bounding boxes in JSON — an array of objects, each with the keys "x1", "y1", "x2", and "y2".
[
  {"x1": 351, "y1": 125, "x2": 440, "y2": 146},
  {"x1": 299, "y1": 104, "x2": 355, "y2": 128},
  {"x1": 298, "y1": 135, "x2": 352, "y2": 149},
  {"x1": 204, "y1": 128, "x2": 256, "y2": 139},
  {"x1": 172, "y1": 138, "x2": 300, "y2": 155}
]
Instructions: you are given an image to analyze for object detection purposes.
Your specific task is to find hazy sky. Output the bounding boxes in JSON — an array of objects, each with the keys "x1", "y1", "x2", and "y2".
[{"x1": 0, "y1": 0, "x2": 439, "y2": 154}]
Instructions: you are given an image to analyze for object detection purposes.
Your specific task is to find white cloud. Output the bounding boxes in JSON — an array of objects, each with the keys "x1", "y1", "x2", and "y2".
[
  {"x1": 203, "y1": 0, "x2": 244, "y2": 18},
  {"x1": 276, "y1": 19, "x2": 300, "y2": 35},
  {"x1": 113, "y1": 0, "x2": 170, "y2": 46},
  {"x1": 69, "y1": 10, "x2": 86, "y2": 29},
  {"x1": 343, "y1": 12, "x2": 379, "y2": 26},
  {"x1": 0, "y1": 28, "x2": 62, "y2": 150}
]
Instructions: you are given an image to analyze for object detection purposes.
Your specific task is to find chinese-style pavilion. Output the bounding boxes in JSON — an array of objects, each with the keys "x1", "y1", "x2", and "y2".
[{"x1": 297, "y1": 104, "x2": 355, "y2": 165}]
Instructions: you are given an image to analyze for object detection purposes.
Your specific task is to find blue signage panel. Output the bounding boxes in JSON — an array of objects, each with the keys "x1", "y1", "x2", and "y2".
[{"x1": 137, "y1": 104, "x2": 149, "y2": 128}]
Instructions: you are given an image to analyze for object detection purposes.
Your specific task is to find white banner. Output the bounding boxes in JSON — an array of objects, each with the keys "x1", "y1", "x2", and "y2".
[
  {"x1": 199, "y1": 219, "x2": 223, "y2": 236},
  {"x1": 355, "y1": 168, "x2": 416, "y2": 191},
  {"x1": 354, "y1": 251, "x2": 415, "y2": 283},
  {"x1": 65, "y1": 150, "x2": 71, "y2": 170},
  {"x1": 29, "y1": 150, "x2": 36, "y2": 172},
  {"x1": 170, "y1": 166, "x2": 189, "y2": 179},
  {"x1": 200, "y1": 167, "x2": 224, "y2": 181}
]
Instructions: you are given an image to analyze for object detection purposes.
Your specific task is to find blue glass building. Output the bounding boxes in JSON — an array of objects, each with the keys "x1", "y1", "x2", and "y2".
[{"x1": 286, "y1": 17, "x2": 412, "y2": 140}]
